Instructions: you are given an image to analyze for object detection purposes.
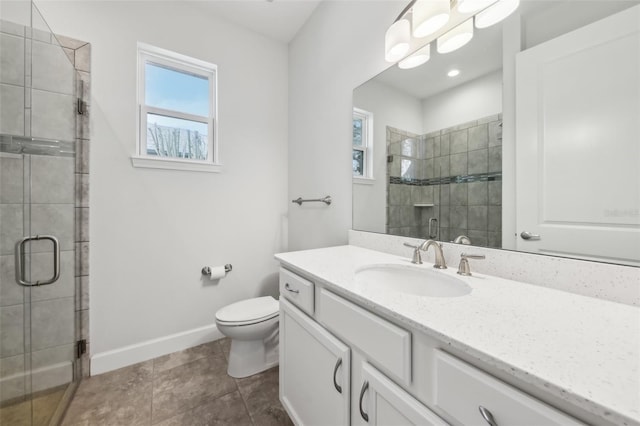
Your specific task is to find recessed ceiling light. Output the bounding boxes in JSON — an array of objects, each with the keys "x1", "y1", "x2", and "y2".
[{"x1": 448, "y1": 69, "x2": 460, "y2": 77}]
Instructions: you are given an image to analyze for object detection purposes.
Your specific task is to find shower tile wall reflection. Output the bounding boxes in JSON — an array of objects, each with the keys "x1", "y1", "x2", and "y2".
[{"x1": 386, "y1": 114, "x2": 503, "y2": 248}]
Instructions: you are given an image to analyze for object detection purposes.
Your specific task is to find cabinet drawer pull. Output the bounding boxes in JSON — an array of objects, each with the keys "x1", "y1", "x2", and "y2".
[
  {"x1": 285, "y1": 283, "x2": 299, "y2": 294},
  {"x1": 479, "y1": 406, "x2": 498, "y2": 426},
  {"x1": 333, "y1": 358, "x2": 343, "y2": 393},
  {"x1": 359, "y1": 381, "x2": 369, "y2": 422}
]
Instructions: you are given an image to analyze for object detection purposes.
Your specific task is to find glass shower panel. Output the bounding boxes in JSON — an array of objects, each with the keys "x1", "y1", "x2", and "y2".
[
  {"x1": 386, "y1": 130, "x2": 441, "y2": 239},
  {"x1": 0, "y1": 1, "x2": 78, "y2": 424}
]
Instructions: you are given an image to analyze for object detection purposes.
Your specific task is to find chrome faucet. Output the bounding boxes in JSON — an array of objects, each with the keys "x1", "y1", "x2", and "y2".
[
  {"x1": 419, "y1": 240, "x2": 447, "y2": 269},
  {"x1": 457, "y1": 253, "x2": 485, "y2": 276}
]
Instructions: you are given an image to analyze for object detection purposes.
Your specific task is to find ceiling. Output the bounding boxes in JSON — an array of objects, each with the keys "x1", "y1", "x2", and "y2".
[{"x1": 189, "y1": 0, "x2": 322, "y2": 43}]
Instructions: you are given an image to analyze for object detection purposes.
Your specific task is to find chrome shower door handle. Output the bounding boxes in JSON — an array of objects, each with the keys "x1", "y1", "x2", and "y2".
[
  {"x1": 15, "y1": 235, "x2": 60, "y2": 287},
  {"x1": 428, "y1": 217, "x2": 438, "y2": 239},
  {"x1": 520, "y1": 231, "x2": 541, "y2": 241}
]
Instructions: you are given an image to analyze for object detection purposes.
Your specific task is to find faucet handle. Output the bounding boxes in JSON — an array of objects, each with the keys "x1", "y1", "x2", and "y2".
[
  {"x1": 403, "y1": 242, "x2": 423, "y2": 264},
  {"x1": 461, "y1": 253, "x2": 485, "y2": 260},
  {"x1": 457, "y1": 253, "x2": 485, "y2": 276}
]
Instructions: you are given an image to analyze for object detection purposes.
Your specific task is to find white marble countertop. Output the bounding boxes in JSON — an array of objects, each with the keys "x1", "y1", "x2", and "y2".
[{"x1": 275, "y1": 245, "x2": 640, "y2": 426}]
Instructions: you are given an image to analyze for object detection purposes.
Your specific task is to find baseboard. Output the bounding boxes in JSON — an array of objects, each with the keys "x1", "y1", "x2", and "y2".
[
  {"x1": 90, "y1": 324, "x2": 223, "y2": 375},
  {"x1": 0, "y1": 361, "x2": 72, "y2": 403}
]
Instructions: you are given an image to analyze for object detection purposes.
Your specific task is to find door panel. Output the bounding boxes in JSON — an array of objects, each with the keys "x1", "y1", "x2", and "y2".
[
  {"x1": 279, "y1": 298, "x2": 350, "y2": 425},
  {"x1": 515, "y1": 5, "x2": 640, "y2": 265}
]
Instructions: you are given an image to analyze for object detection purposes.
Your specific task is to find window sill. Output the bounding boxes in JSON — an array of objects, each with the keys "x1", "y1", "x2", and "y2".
[
  {"x1": 353, "y1": 176, "x2": 375, "y2": 185},
  {"x1": 131, "y1": 156, "x2": 222, "y2": 173}
]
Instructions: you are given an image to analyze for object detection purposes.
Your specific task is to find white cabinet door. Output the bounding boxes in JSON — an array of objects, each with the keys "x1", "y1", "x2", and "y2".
[
  {"x1": 358, "y1": 362, "x2": 447, "y2": 426},
  {"x1": 515, "y1": 5, "x2": 640, "y2": 265},
  {"x1": 279, "y1": 298, "x2": 350, "y2": 426}
]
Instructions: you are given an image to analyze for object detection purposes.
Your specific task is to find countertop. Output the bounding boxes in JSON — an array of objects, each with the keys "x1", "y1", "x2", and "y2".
[{"x1": 275, "y1": 245, "x2": 640, "y2": 426}]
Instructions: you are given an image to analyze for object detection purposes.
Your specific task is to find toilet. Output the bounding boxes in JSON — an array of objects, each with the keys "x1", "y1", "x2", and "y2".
[{"x1": 215, "y1": 296, "x2": 279, "y2": 378}]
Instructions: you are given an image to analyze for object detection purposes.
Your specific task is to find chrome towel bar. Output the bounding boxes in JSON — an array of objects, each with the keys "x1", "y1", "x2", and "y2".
[{"x1": 292, "y1": 196, "x2": 332, "y2": 206}]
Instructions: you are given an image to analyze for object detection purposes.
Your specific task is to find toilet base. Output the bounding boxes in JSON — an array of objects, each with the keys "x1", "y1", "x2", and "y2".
[{"x1": 227, "y1": 330, "x2": 279, "y2": 378}]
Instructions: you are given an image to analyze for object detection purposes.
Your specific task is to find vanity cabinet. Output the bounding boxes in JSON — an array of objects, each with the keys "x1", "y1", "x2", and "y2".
[
  {"x1": 279, "y1": 297, "x2": 350, "y2": 425},
  {"x1": 278, "y1": 266, "x2": 587, "y2": 426}
]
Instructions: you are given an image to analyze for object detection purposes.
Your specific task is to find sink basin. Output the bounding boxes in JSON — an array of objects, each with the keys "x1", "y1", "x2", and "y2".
[{"x1": 354, "y1": 264, "x2": 472, "y2": 297}]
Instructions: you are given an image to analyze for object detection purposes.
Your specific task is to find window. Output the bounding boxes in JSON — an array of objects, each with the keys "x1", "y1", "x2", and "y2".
[
  {"x1": 353, "y1": 108, "x2": 373, "y2": 181},
  {"x1": 133, "y1": 43, "x2": 219, "y2": 172}
]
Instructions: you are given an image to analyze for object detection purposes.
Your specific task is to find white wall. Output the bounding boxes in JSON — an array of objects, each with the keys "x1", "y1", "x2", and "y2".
[
  {"x1": 421, "y1": 70, "x2": 502, "y2": 134},
  {"x1": 352, "y1": 80, "x2": 423, "y2": 233},
  {"x1": 36, "y1": 1, "x2": 289, "y2": 373},
  {"x1": 288, "y1": 0, "x2": 405, "y2": 251}
]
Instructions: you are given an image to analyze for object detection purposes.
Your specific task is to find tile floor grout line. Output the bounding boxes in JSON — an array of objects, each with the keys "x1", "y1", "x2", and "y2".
[
  {"x1": 149, "y1": 363, "x2": 155, "y2": 426},
  {"x1": 235, "y1": 377, "x2": 257, "y2": 426}
]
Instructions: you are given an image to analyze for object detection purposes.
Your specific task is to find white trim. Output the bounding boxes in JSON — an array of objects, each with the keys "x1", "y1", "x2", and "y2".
[
  {"x1": 353, "y1": 176, "x2": 375, "y2": 185},
  {"x1": 136, "y1": 42, "x2": 218, "y2": 168},
  {"x1": 131, "y1": 155, "x2": 222, "y2": 173},
  {"x1": 0, "y1": 361, "x2": 72, "y2": 402},
  {"x1": 353, "y1": 107, "x2": 374, "y2": 179},
  {"x1": 146, "y1": 106, "x2": 208, "y2": 124},
  {"x1": 91, "y1": 323, "x2": 224, "y2": 375}
]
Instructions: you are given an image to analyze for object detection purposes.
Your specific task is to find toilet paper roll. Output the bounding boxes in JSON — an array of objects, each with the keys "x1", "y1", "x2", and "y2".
[{"x1": 208, "y1": 266, "x2": 227, "y2": 280}]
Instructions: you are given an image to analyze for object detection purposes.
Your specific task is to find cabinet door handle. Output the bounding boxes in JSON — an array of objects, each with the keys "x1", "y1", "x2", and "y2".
[
  {"x1": 284, "y1": 283, "x2": 299, "y2": 294},
  {"x1": 359, "y1": 381, "x2": 369, "y2": 422},
  {"x1": 332, "y1": 358, "x2": 343, "y2": 394},
  {"x1": 479, "y1": 406, "x2": 498, "y2": 426}
]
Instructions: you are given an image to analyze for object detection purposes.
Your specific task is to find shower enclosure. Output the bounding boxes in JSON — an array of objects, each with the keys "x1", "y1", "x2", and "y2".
[{"x1": 1, "y1": 2, "x2": 83, "y2": 424}]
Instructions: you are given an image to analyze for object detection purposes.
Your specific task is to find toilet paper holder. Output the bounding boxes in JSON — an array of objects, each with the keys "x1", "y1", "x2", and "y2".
[{"x1": 201, "y1": 264, "x2": 233, "y2": 277}]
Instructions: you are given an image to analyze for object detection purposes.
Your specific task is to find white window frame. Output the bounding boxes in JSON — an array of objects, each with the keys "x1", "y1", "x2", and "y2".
[
  {"x1": 353, "y1": 107, "x2": 374, "y2": 183},
  {"x1": 132, "y1": 42, "x2": 220, "y2": 173}
]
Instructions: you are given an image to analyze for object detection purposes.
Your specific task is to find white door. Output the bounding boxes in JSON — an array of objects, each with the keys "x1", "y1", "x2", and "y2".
[
  {"x1": 358, "y1": 362, "x2": 446, "y2": 426},
  {"x1": 515, "y1": 5, "x2": 640, "y2": 265},
  {"x1": 279, "y1": 298, "x2": 351, "y2": 426}
]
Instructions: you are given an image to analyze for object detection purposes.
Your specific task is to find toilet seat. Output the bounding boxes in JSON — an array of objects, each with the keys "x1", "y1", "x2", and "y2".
[{"x1": 215, "y1": 296, "x2": 279, "y2": 326}]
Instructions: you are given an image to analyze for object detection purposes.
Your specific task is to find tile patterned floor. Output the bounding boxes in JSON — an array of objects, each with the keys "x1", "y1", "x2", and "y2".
[{"x1": 61, "y1": 338, "x2": 293, "y2": 426}]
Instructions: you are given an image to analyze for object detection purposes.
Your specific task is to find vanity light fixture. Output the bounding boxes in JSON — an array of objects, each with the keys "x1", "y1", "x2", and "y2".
[
  {"x1": 475, "y1": 0, "x2": 520, "y2": 28},
  {"x1": 412, "y1": 0, "x2": 450, "y2": 38},
  {"x1": 437, "y1": 19, "x2": 474, "y2": 54},
  {"x1": 456, "y1": 0, "x2": 498, "y2": 14},
  {"x1": 447, "y1": 69, "x2": 460, "y2": 77},
  {"x1": 386, "y1": 0, "x2": 519, "y2": 66},
  {"x1": 398, "y1": 44, "x2": 431, "y2": 69},
  {"x1": 385, "y1": 18, "x2": 411, "y2": 62}
]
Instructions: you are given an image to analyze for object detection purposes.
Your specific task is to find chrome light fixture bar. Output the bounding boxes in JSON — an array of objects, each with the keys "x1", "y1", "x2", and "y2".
[{"x1": 385, "y1": 0, "x2": 519, "y2": 69}]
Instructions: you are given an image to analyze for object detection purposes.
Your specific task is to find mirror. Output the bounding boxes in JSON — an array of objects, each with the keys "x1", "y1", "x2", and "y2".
[{"x1": 352, "y1": 0, "x2": 640, "y2": 267}]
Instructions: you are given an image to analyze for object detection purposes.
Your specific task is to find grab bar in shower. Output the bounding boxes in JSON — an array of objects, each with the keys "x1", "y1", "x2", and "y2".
[
  {"x1": 291, "y1": 196, "x2": 332, "y2": 206},
  {"x1": 15, "y1": 235, "x2": 61, "y2": 287}
]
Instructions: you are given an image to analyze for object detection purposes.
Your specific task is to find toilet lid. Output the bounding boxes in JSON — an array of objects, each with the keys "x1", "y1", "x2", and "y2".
[{"x1": 215, "y1": 296, "x2": 279, "y2": 324}]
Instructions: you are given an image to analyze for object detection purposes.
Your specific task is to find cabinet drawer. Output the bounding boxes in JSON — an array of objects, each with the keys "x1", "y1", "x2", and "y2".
[
  {"x1": 279, "y1": 268, "x2": 314, "y2": 316},
  {"x1": 317, "y1": 288, "x2": 411, "y2": 385},
  {"x1": 434, "y1": 350, "x2": 585, "y2": 426}
]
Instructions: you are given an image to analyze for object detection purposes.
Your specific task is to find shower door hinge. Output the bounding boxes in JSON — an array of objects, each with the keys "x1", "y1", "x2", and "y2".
[
  {"x1": 76, "y1": 339, "x2": 87, "y2": 358},
  {"x1": 77, "y1": 98, "x2": 85, "y2": 115}
]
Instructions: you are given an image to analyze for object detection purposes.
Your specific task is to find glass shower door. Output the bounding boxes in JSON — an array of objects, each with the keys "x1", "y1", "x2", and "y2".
[{"x1": 0, "y1": 1, "x2": 78, "y2": 424}]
